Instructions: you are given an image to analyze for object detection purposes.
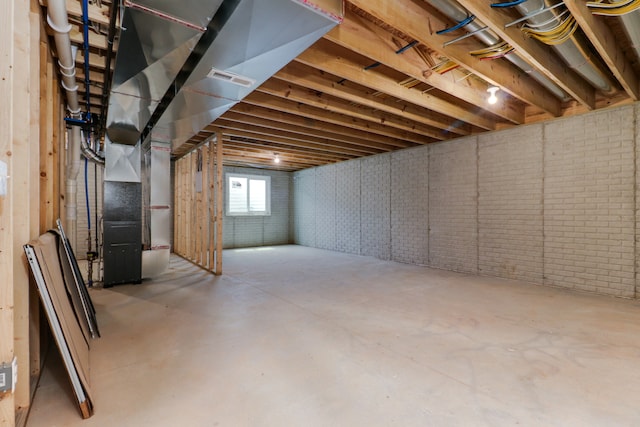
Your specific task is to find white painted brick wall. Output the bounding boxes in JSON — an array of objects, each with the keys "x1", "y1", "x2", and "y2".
[
  {"x1": 544, "y1": 105, "x2": 635, "y2": 297},
  {"x1": 291, "y1": 103, "x2": 640, "y2": 298},
  {"x1": 478, "y1": 126, "x2": 543, "y2": 282},
  {"x1": 361, "y1": 154, "x2": 391, "y2": 260},
  {"x1": 315, "y1": 164, "x2": 337, "y2": 250},
  {"x1": 335, "y1": 160, "x2": 361, "y2": 254},
  {"x1": 293, "y1": 168, "x2": 317, "y2": 247},
  {"x1": 391, "y1": 146, "x2": 429, "y2": 265},
  {"x1": 429, "y1": 137, "x2": 478, "y2": 273}
]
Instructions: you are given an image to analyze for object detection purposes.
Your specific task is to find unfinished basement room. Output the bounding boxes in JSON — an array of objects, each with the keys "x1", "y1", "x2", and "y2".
[{"x1": 2, "y1": 0, "x2": 640, "y2": 425}]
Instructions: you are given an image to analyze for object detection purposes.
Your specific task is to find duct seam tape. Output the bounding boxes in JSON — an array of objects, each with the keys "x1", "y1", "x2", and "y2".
[{"x1": 0, "y1": 160, "x2": 7, "y2": 197}]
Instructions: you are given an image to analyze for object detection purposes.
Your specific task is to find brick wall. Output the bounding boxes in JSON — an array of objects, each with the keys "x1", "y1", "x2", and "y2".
[
  {"x1": 478, "y1": 126, "x2": 543, "y2": 283},
  {"x1": 315, "y1": 164, "x2": 337, "y2": 251},
  {"x1": 293, "y1": 102, "x2": 640, "y2": 298},
  {"x1": 429, "y1": 137, "x2": 478, "y2": 273},
  {"x1": 293, "y1": 168, "x2": 316, "y2": 247},
  {"x1": 391, "y1": 147, "x2": 429, "y2": 265},
  {"x1": 335, "y1": 160, "x2": 361, "y2": 254},
  {"x1": 361, "y1": 154, "x2": 391, "y2": 260},
  {"x1": 543, "y1": 106, "x2": 635, "y2": 297}
]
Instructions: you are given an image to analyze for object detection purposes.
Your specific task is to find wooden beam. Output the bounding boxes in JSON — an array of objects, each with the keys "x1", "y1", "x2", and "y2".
[
  {"x1": 208, "y1": 142, "x2": 215, "y2": 271},
  {"x1": 243, "y1": 92, "x2": 428, "y2": 145},
  {"x1": 212, "y1": 119, "x2": 381, "y2": 156},
  {"x1": 324, "y1": 10, "x2": 525, "y2": 124},
  {"x1": 221, "y1": 110, "x2": 395, "y2": 152},
  {"x1": 214, "y1": 132, "x2": 223, "y2": 275},
  {"x1": 274, "y1": 62, "x2": 471, "y2": 136},
  {"x1": 348, "y1": 0, "x2": 562, "y2": 116},
  {"x1": 296, "y1": 39, "x2": 497, "y2": 130},
  {"x1": 69, "y1": 27, "x2": 108, "y2": 50},
  {"x1": 563, "y1": 0, "x2": 638, "y2": 101},
  {"x1": 455, "y1": 0, "x2": 597, "y2": 108},
  {"x1": 258, "y1": 79, "x2": 447, "y2": 141},
  {"x1": 229, "y1": 103, "x2": 409, "y2": 148},
  {"x1": 0, "y1": 0, "x2": 17, "y2": 422},
  {"x1": 63, "y1": 0, "x2": 110, "y2": 25}
]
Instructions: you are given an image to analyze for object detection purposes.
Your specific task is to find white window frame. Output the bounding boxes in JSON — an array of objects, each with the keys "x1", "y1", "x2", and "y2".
[{"x1": 226, "y1": 173, "x2": 271, "y2": 216}]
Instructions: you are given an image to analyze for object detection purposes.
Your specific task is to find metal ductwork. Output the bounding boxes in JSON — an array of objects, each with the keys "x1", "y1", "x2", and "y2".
[
  {"x1": 514, "y1": 0, "x2": 615, "y2": 94},
  {"x1": 619, "y1": 12, "x2": 640, "y2": 65},
  {"x1": 424, "y1": 0, "x2": 568, "y2": 100},
  {"x1": 103, "y1": 0, "x2": 343, "y2": 282}
]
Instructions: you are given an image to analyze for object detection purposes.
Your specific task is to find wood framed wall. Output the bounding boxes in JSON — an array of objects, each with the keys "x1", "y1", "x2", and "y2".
[
  {"x1": 1, "y1": 0, "x2": 62, "y2": 424},
  {"x1": 173, "y1": 133, "x2": 224, "y2": 274}
]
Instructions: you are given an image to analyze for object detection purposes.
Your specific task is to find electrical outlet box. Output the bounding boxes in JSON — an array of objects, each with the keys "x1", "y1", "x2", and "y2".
[
  {"x1": 0, "y1": 358, "x2": 17, "y2": 393},
  {"x1": 0, "y1": 160, "x2": 7, "y2": 197}
]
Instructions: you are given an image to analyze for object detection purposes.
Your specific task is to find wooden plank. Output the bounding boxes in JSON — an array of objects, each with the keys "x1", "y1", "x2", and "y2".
[
  {"x1": 258, "y1": 79, "x2": 448, "y2": 140},
  {"x1": 275, "y1": 62, "x2": 473, "y2": 136},
  {"x1": 0, "y1": 0, "x2": 17, "y2": 422},
  {"x1": 455, "y1": 0, "x2": 597, "y2": 108},
  {"x1": 208, "y1": 142, "x2": 215, "y2": 272},
  {"x1": 243, "y1": 92, "x2": 426, "y2": 145},
  {"x1": 348, "y1": 0, "x2": 561, "y2": 116},
  {"x1": 324, "y1": 10, "x2": 524, "y2": 124},
  {"x1": 201, "y1": 145, "x2": 209, "y2": 269},
  {"x1": 27, "y1": 10, "x2": 41, "y2": 408},
  {"x1": 215, "y1": 132, "x2": 223, "y2": 275},
  {"x1": 194, "y1": 150, "x2": 202, "y2": 266},
  {"x1": 296, "y1": 40, "x2": 497, "y2": 131},
  {"x1": 13, "y1": 1, "x2": 37, "y2": 412},
  {"x1": 229, "y1": 103, "x2": 408, "y2": 148}
]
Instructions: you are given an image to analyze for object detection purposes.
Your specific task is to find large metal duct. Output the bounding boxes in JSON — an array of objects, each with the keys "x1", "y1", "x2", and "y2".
[
  {"x1": 424, "y1": 0, "x2": 568, "y2": 100},
  {"x1": 514, "y1": 0, "x2": 615, "y2": 93},
  {"x1": 103, "y1": 0, "x2": 343, "y2": 282},
  {"x1": 620, "y1": 12, "x2": 640, "y2": 64}
]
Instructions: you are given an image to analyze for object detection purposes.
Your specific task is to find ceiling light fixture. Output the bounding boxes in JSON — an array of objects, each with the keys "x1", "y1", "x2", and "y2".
[
  {"x1": 487, "y1": 86, "x2": 499, "y2": 105},
  {"x1": 274, "y1": 154, "x2": 280, "y2": 164}
]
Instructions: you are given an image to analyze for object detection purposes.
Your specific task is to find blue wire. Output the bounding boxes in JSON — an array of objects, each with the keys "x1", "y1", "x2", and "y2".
[
  {"x1": 436, "y1": 15, "x2": 476, "y2": 35},
  {"x1": 491, "y1": 0, "x2": 527, "y2": 7}
]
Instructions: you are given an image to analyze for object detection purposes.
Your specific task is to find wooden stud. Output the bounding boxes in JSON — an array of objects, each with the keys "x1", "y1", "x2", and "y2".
[
  {"x1": 215, "y1": 132, "x2": 224, "y2": 275},
  {"x1": 0, "y1": 0, "x2": 17, "y2": 422},
  {"x1": 208, "y1": 142, "x2": 215, "y2": 272}
]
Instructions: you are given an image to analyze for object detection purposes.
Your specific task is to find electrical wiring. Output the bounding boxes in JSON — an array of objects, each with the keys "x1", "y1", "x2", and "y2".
[
  {"x1": 470, "y1": 42, "x2": 515, "y2": 60},
  {"x1": 521, "y1": 14, "x2": 578, "y2": 45},
  {"x1": 432, "y1": 60, "x2": 459, "y2": 74},
  {"x1": 586, "y1": 0, "x2": 640, "y2": 15}
]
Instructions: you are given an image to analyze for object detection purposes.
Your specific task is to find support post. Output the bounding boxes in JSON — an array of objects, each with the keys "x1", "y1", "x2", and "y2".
[{"x1": 215, "y1": 131, "x2": 224, "y2": 275}]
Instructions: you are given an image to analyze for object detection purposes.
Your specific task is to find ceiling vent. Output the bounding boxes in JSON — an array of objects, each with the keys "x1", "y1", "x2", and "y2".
[{"x1": 207, "y1": 68, "x2": 255, "y2": 87}]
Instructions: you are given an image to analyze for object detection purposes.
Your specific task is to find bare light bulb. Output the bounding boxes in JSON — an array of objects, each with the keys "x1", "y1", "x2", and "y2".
[
  {"x1": 274, "y1": 154, "x2": 280, "y2": 164},
  {"x1": 487, "y1": 86, "x2": 499, "y2": 105}
]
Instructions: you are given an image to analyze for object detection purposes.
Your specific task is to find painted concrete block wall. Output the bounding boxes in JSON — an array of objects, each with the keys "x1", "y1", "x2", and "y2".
[
  {"x1": 478, "y1": 127, "x2": 543, "y2": 283},
  {"x1": 223, "y1": 166, "x2": 291, "y2": 249},
  {"x1": 335, "y1": 160, "x2": 361, "y2": 254},
  {"x1": 293, "y1": 103, "x2": 640, "y2": 298},
  {"x1": 315, "y1": 164, "x2": 337, "y2": 251},
  {"x1": 293, "y1": 168, "x2": 316, "y2": 247},
  {"x1": 543, "y1": 106, "x2": 635, "y2": 297},
  {"x1": 391, "y1": 147, "x2": 429, "y2": 265},
  {"x1": 360, "y1": 154, "x2": 391, "y2": 260},
  {"x1": 428, "y1": 137, "x2": 478, "y2": 274}
]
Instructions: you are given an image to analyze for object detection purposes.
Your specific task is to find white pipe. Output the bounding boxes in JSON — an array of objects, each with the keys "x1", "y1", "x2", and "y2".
[{"x1": 48, "y1": 0, "x2": 82, "y2": 248}]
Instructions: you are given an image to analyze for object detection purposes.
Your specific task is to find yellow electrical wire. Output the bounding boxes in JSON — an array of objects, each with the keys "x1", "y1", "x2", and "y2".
[
  {"x1": 470, "y1": 42, "x2": 514, "y2": 59},
  {"x1": 586, "y1": 0, "x2": 640, "y2": 15},
  {"x1": 432, "y1": 60, "x2": 459, "y2": 74},
  {"x1": 521, "y1": 14, "x2": 578, "y2": 45}
]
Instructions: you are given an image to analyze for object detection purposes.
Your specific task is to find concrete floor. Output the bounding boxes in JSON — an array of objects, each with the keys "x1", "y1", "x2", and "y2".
[{"x1": 27, "y1": 245, "x2": 640, "y2": 426}]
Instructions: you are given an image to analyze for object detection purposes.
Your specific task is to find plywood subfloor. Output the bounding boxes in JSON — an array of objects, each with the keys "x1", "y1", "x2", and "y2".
[{"x1": 27, "y1": 245, "x2": 640, "y2": 426}]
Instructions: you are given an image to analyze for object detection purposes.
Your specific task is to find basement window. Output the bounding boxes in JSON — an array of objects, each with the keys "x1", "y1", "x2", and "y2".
[{"x1": 226, "y1": 173, "x2": 271, "y2": 216}]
